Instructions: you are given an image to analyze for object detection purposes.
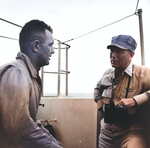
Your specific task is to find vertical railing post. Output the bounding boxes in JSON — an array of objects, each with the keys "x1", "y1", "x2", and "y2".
[
  {"x1": 57, "y1": 41, "x2": 61, "y2": 96},
  {"x1": 66, "y1": 46, "x2": 69, "y2": 96},
  {"x1": 41, "y1": 40, "x2": 70, "y2": 97},
  {"x1": 138, "y1": 9, "x2": 145, "y2": 65},
  {"x1": 41, "y1": 67, "x2": 44, "y2": 97}
]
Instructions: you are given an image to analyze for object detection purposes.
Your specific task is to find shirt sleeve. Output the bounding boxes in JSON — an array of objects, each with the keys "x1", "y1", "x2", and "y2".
[
  {"x1": 133, "y1": 67, "x2": 150, "y2": 106},
  {"x1": 133, "y1": 93, "x2": 149, "y2": 106},
  {"x1": 0, "y1": 66, "x2": 62, "y2": 148}
]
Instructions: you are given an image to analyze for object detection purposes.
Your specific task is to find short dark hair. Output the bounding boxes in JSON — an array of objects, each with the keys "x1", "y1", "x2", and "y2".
[{"x1": 19, "y1": 19, "x2": 53, "y2": 52}]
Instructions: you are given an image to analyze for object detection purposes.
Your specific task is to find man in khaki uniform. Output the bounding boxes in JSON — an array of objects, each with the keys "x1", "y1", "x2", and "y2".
[{"x1": 94, "y1": 35, "x2": 150, "y2": 148}]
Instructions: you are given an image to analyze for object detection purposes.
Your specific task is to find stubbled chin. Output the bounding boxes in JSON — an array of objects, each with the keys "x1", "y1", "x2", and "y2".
[
  {"x1": 111, "y1": 64, "x2": 118, "y2": 68},
  {"x1": 45, "y1": 61, "x2": 50, "y2": 65}
]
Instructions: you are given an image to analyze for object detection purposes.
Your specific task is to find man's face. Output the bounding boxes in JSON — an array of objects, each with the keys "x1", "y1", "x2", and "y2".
[
  {"x1": 110, "y1": 47, "x2": 134, "y2": 71},
  {"x1": 38, "y1": 29, "x2": 54, "y2": 67}
]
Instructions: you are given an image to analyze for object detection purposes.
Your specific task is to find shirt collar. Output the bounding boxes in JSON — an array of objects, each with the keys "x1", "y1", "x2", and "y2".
[
  {"x1": 112, "y1": 62, "x2": 133, "y2": 79},
  {"x1": 124, "y1": 62, "x2": 133, "y2": 77}
]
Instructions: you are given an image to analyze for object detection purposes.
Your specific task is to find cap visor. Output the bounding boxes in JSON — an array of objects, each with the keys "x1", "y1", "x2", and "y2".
[{"x1": 107, "y1": 44, "x2": 128, "y2": 50}]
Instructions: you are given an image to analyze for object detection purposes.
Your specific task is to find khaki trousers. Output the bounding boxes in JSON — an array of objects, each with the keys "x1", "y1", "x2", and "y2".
[
  {"x1": 99, "y1": 119, "x2": 146, "y2": 148},
  {"x1": 99, "y1": 130, "x2": 146, "y2": 148}
]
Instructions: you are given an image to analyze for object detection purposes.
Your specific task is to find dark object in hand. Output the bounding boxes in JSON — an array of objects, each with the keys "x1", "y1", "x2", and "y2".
[{"x1": 104, "y1": 100, "x2": 132, "y2": 126}]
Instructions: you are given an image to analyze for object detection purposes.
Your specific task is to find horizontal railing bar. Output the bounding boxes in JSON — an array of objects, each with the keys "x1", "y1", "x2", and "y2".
[{"x1": 44, "y1": 71, "x2": 70, "y2": 74}]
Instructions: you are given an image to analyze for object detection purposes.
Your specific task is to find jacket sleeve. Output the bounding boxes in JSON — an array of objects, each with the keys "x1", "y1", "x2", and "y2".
[
  {"x1": 94, "y1": 69, "x2": 113, "y2": 103},
  {"x1": 0, "y1": 66, "x2": 62, "y2": 148},
  {"x1": 94, "y1": 81, "x2": 102, "y2": 103},
  {"x1": 94, "y1": 80, "x2": 105, "y2": 112}
]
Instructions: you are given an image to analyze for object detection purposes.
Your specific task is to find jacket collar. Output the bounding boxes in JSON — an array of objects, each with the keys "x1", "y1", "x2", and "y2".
[{"x1": 16, "y1": 52, "x2": 38, "y2": 78}]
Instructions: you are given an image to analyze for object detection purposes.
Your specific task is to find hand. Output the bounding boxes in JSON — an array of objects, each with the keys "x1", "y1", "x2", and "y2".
[
  {"x1": 116, "y1": 98, "x2": 137, "y2": 108},
  {"x1": 36, "y1": 119, "x2": 42, "y2": 126}
]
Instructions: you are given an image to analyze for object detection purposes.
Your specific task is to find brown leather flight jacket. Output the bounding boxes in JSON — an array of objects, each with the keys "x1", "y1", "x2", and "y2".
[{"x1": 0, "y1": 52, "x2": 52, "y2": 148}]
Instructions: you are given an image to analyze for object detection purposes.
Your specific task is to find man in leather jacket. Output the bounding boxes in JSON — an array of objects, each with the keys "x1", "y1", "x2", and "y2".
[{"x1": 0, "y1": 20, "x2": 63, "y2": 148}]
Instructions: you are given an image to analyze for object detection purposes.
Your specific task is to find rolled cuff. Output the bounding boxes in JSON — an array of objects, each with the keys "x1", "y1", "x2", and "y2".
[
  {"x1": 133, "y1": 93, "x2": 149, "y2": 106},
  {"x1": 97, "y1": 99, "x2": 103, "y2": 109}
]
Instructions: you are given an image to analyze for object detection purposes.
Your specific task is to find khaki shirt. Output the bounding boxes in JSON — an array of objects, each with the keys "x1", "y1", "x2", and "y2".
[
  {"x1": 94, "y1": 64, "x2": 150, "y2": 106},
  {"x1": 94, "y1": 64, "x2": 150, "y2": 144},
  {"x1": 0, "y1": 52, "x2": 52, "y2": 148}
]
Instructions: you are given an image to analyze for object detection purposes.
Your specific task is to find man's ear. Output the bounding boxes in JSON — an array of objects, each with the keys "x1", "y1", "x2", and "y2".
[
  {"x1": 131, "y1": 52, "x2": 135, "y2": 58},
  {"x1": 33, "y1": 40, "x2": 39, "y2": 53},
  {"x1": 129, "y1": 51, "x2": 134, "y2": 61}
]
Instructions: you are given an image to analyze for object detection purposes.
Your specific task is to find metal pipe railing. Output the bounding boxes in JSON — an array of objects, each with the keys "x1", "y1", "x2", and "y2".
[{"x1": 41, "y1": 40, "x2": 70, "y2": 97}]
